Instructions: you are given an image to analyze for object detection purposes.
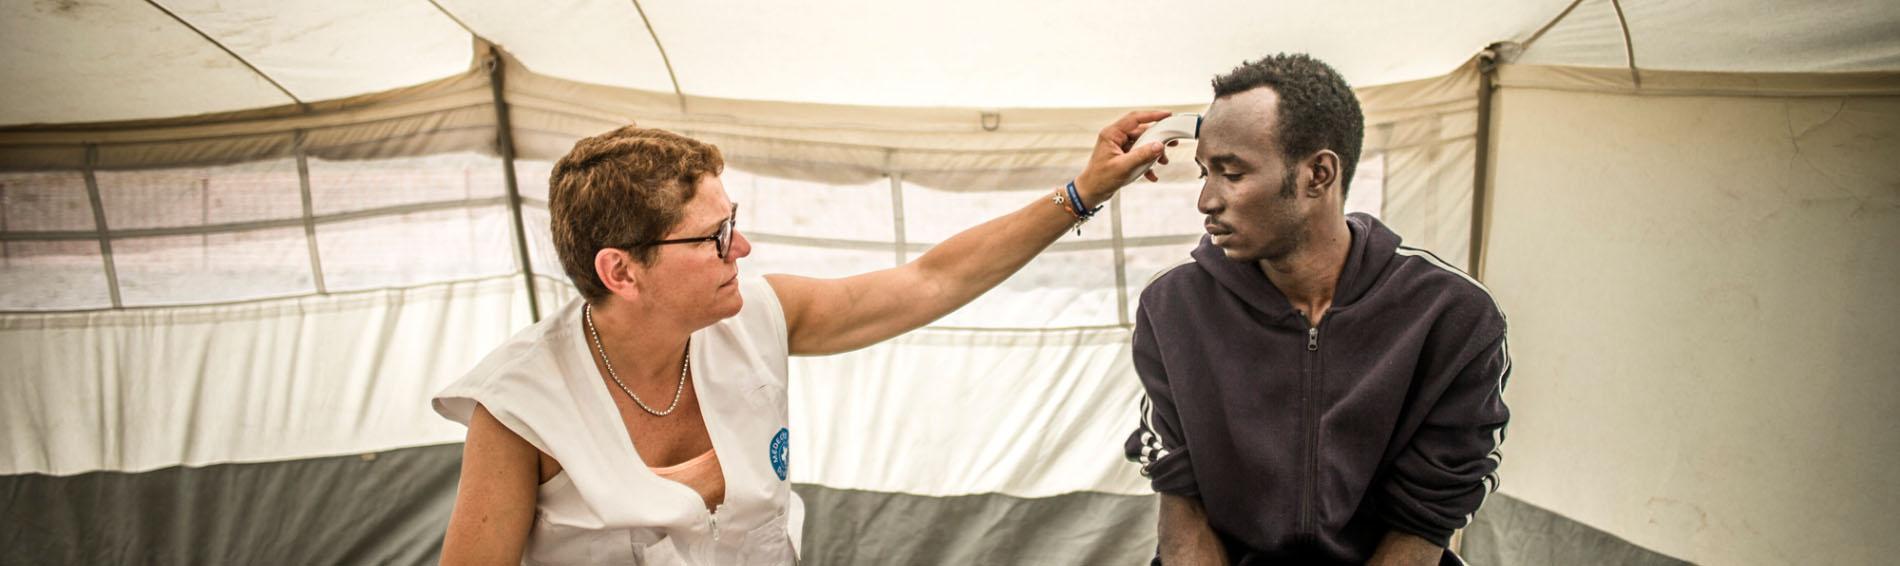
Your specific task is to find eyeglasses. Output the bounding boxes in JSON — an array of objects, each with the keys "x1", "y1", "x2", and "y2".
[{"x1": 623, "y1": 203, "x2": 738, "y2": 259}]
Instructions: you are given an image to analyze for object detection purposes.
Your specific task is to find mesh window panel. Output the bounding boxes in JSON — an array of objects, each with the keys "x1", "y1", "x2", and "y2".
[
  {"x1": 0, "y1": 172, "x2": 95, "y2": 232},
  {"x1": 0, "y1": 240, "x2": 112, "y2": 310},
  {"x1": 902, "y1": 181, "x2": 1112, "y2": 244},
  {"x1": 1122, "y1": 243, "x2": 1198, "y2": 321},
  {"x1": 308, "y1": 153, "x2": 506, "y2": 216},
  {"x1": 315, "y1": 205, "x2": 517, "y2": 292},
  {"x1": 521, "y1": 206, "x2": 568, "y2": 286},
  {"x1": 94, "y1": 159, "x2": 303, "y2": 230},
  {"x1": 745, "y1": 244, "x2": 893, "y2": 281},
  {"x1": 515, "y1": 159, "x2": 553, "y2": 203},
  {"x1": 725, "y1": 167, "x2": 894, "y2": 242},
  {"x1": 1116, "y1": 179, "x2": 1204, "y2": 239},
  {"x1": 111, "y1": 228, "x2": 314, "y2": 306},
  {"x1": 913, "y1": 247, "x2": 1122, "y2": 328}
]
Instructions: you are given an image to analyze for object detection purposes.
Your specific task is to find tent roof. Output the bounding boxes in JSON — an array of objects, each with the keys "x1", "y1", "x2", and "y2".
[{"x1": 5, "y1": 0, "x2": 1898, "y2": 127}]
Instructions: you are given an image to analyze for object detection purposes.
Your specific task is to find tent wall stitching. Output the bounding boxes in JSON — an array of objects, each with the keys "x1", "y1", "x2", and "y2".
[{"x1": 143, "y1": 0, "x2": 305, "y2": 109}]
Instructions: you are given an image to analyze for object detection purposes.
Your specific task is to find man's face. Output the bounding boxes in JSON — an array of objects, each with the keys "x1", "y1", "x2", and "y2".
[
  {"x1": 1195, "y1": 87, "x2": 1310, "y2": 263},
  {"x1": 636, "y1": 175, "x2": 753, "y2": 325}
]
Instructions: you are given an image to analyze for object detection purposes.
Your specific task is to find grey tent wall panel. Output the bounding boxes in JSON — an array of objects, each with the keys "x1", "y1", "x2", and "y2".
[
  {"x1": 0, "y1": 444, "x2": 462, "y2": 565},
  {"x1": 1463, "y1": 493, "x2": 1691, "y2": 565},
  {"x1": 792, "y1": 485, "x2": 1160, "y2": 566},
  {"x1": 0, "y1": 443, "x2": 1684, "y2": 565}
]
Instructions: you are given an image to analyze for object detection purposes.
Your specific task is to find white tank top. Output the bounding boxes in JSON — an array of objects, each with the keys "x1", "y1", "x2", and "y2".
[{"x1": 434, "y1": 278, "x2": 802, "y2": 565}]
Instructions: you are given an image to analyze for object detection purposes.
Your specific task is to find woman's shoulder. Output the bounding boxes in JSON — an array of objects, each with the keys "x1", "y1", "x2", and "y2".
[{"x1": 434, "y1": 299, "x2": 588, "y2": 430}]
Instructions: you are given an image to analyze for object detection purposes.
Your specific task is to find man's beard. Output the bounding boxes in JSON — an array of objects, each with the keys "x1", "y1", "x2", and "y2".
[{"x1": 1257, "y1": 167, "x2": 1305, "y2": 261}]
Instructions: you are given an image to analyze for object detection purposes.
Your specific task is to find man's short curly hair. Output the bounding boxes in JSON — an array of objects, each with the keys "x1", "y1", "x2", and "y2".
[
  {"x1": 548, "y1": 126, "x2": 723, "y2": 302},
  {"x1": 1212, "y1": 53, "x2": 1365, "y2": 197}
]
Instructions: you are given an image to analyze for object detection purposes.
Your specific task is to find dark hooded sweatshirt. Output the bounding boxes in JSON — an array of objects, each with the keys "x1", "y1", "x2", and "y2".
[{"x1": 1124, "y1": 213, "x2": 1510, "y2": 564}]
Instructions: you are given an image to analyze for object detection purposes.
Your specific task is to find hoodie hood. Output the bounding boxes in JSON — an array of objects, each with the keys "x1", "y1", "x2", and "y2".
[{"x1": 1188, "y1": 212, "x2": 1402, "y2": 322}]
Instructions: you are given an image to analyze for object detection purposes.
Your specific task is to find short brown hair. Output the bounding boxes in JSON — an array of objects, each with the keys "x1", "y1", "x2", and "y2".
[{"x1": 549, "y1": 126, "x2": 724, "y2": 302}]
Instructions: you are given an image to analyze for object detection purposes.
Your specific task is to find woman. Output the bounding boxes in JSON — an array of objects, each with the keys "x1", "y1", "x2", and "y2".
[{"x1": 433, "y1": 111, "x2": 1171, "y2": 565}]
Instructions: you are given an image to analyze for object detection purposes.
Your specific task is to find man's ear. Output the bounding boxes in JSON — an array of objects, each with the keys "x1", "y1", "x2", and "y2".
[
  {"x1": 1306, "y1": 150, "x2": 1340, "y2": 198},
  {"x1": 594, "y1": 248, "x2": 641, "y2": 301}
]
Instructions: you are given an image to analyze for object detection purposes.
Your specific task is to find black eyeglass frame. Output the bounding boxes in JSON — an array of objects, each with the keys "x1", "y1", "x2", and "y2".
[{"x1": 616, "y1": 203, "x2": 738, "y2": 259}]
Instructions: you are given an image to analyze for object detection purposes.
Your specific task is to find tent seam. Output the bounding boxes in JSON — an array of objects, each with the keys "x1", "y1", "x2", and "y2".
[
  {"x1": 628, "y1": 0, "x2": 689, "y2": 114},
  {"x1": 143, "y1": 0, "x2": 306, "y2": 109},
  {"x1": 1609, "y1": 0, "x2": 1641, "y2": 88},
  {"x1": 1518, "y1": 0, "x2": 1587, "y2": 55}
]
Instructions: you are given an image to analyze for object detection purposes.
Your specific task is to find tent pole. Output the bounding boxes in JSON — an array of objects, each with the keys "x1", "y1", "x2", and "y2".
[
  {"x1": 1470, "y1": 47, "x2": 1499, "y2": 280},
  {"x1": 82, "y1": 145, "x2": 124, "y2": 309},
  {"x1": 293, "y1": 130, "x2": 328, "y2": 295},
  {"x1": 487, "y1": 47, "x2": 542, "y2": 322},
  {"x1": 1110, "y1": 193, "x2": 1130, "y2": 328}
]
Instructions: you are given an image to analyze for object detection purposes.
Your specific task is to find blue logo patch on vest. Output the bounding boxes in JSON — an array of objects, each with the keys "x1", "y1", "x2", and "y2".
[{"x1": 769, "y1": 427, "x2": 789, "y2": 481}]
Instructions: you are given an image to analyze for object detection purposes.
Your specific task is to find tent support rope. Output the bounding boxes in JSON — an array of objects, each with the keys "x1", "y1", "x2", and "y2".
[
  {"x1": 144, "y1": 0, "x2": 305, "y2": 111},
  {"x1": 487, "y1": 47, "x2": 542, "y2": 322}
]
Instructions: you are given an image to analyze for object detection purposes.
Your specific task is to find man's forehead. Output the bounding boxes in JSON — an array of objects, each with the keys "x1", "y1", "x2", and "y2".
[
  {"x1": 1204, "y1": 89, "x2": 1280, "y2": 135},
  {"x1": 1198, "y1": 89, "x2": 1281, "y2": 162}
]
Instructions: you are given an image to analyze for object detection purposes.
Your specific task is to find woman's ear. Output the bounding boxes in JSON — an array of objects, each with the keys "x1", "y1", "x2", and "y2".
[{"x1": 594, "y1": 248, "x2": 641, "y2": 301}]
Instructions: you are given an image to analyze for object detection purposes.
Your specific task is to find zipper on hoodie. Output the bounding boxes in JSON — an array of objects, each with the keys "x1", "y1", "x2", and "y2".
[{"x1": 1298, "y1": 312, "x2": 1322, "y2": 544}]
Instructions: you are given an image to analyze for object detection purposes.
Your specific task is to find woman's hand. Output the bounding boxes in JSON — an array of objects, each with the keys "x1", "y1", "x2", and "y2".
[{"x1": 1074, "y1": 110, "x2": 1175, "y2": 206}]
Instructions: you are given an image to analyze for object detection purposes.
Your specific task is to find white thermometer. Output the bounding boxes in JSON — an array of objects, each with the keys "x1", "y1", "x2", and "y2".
[{"x1": 1129, "y1": 113, "x2": 1201, "y2": 178}]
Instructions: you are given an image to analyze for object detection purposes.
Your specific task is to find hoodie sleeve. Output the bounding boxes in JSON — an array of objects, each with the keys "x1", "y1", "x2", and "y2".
[
  {"x1": 1376, "y1": 331, "x2": 1512, "y2": 546},
  {"x1": 1123, "y1": 303, "x2": 1199, "y2": 498}
]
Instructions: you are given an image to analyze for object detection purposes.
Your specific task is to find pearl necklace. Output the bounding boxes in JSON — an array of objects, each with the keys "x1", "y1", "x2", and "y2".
[{"x1": 583, "y1": 303, "x2": 688, "y2": 417}]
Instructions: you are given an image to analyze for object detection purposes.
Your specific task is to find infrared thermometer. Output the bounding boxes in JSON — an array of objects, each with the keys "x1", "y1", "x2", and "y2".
[{"x1": 1129, "y1": 113, "x2": 1201, "y2": 177}]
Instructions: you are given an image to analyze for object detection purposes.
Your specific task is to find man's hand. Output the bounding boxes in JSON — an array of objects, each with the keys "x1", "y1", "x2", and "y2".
[
  {"x1": 1158, "y1": 493, "x2": 1229, "y2": 566},
  {"x1": 1073, "y1": 110, "x2": 1174, "y2": 206},
  {"x1": 1365, "y1": 530, "x2": 1444, "y2": 566}
]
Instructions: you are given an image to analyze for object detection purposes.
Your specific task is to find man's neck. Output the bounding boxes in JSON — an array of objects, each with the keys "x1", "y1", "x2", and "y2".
[{"x1": 1259, "y1": 216, "x2": 1351, "y2": 327}]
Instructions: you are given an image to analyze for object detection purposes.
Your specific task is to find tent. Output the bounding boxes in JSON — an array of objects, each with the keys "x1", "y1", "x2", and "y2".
[{"x1": 3, "y1": 0, "x2": 1896, "y2": 564}]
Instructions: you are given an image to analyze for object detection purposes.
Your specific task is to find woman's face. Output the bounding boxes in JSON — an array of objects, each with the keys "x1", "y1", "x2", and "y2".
[{"x1": 637, "y1": 174, "x2": 752, "y2": 327}]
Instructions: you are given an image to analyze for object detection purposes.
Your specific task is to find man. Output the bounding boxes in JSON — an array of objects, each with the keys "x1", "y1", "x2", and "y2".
[{"x1": 1123, "y1": 53, "x2": 1511, "y2": 565}]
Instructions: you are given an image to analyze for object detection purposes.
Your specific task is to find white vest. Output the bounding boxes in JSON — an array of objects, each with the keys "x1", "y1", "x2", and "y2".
[{"x1": 435, "y1": 278, "x2": 802, "y2": 565}]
